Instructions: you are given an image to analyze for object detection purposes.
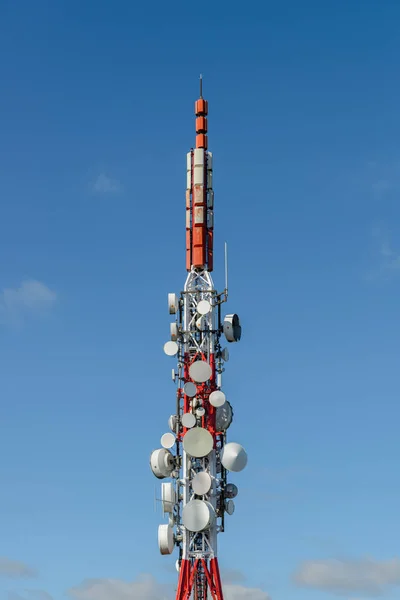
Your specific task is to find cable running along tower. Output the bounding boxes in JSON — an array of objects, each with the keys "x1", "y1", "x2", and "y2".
[{"x1": 150, "y1": 78, "x2": 247, "y2": 600}]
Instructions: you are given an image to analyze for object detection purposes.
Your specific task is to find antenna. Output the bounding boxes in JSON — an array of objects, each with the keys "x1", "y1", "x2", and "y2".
[
  {"x1": 224, "y1": 241, "x2": 229, "y2": 299},
  {"x1": 199, "y1": 73, "x2": 203, "y2": 98}
]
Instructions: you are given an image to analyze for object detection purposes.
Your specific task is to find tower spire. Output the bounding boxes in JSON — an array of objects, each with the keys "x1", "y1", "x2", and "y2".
[{"x1": 195, "y1": 80, "x2": 208, "y2": 150}]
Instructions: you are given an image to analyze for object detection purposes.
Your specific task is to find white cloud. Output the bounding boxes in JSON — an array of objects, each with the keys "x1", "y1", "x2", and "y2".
[
  {"x1": 0, "y1": 557, "x2": 37, "y2": 578},
  {"x1": 224, "y1": 583, "x2": 271, "y2": 599},
  {"x1": 0, "y1": 280, "x2": 56, "y2": 326},
  {"x1": 68, "y1": 575, "x2": 270, "y2": 600},
  {"x1": 92, "y1": 174, "x2": 122, "y2": 194},
  {"x1": 220, "y1": 567, "x2": 246, "y2": 584},
  {"x1": 294, "y1": 557, "x2": 400, "y2": 596},
  {"x1": 25, "y1": 592, "x2": 54, "y2": 600},
  {"x1": 68, "y1": 576, "x2": 172, "y2": 600},
  {"x1": 8, "y1": 593, "x2": 53, "y2": 600}
]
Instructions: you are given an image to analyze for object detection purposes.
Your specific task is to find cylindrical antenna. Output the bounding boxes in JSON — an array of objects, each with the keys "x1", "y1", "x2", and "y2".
[
  {"x1": 224, "y1": 241, "x2": 229, "y2": 296},
  {"x1": 199, "y1": 73, "x2": 203, "y2": 98}
]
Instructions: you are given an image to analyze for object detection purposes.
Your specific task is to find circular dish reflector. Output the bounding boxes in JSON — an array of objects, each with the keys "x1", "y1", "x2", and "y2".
[
  {"x1": 209, "y1": 390, "x2": 226, "y2": 408},
  {"x1": 225, "y1": 483, "x2": 238, "y2": 498},
  {"x1": 161, "y1": 432, "x2": 175, "y2": 449},
  {"x1": 161, "y1": 482, "x2": 176, "y2": 513},
  {"x1": 183, "y1": 427, "x2": 213, "y2": 458},
  {"x1": 196, "y1": 407, "x2": 205, "y2": 417},
  {"x1": 225, "y1": 499, "x2": 235, "y2": 515},
  {"x1": 158, "y1": 524, "x2": 174, "y2": 555},
  {"x1": 221, "y1": 348, "x2": 229, "y2": 362},
  {"x1": 192, "y1": 471, "x2": 212, "y2": 495},
  {"x1": 182, "y1": 499, "x2": 215, "y2": 532},
  {"x1": 189, "y1": 360, "x2": 212, "y2": 383},
  {"x1": 220, "y1": 442, "x2": 247, "y2": 472},
  {"x1": 164, "y1": 341, "x2": 178, "y2": 356},
  {"x1": 216, "y1": 401, "x2": 233, "y2": 431},
  {"x1": 196, "y1": 316, "x2": 205, "y2": 330},
  {"x1": 175, "y1": 559, "x2": 181, "y2": 573},
  {"x1": 197, "y1": 300, "x2": 211, "y2": 315},
  {"x1": 150, "y1": 448, "x2": 175, "y2": 479},
  {"x1": 168, "y1": 414, "x2": 178, "y2": 433},
  {"x1": 223, "y1": 313, "x2": 241, "y2": 342},
  {"x1": 183, "y1": 382, "x2": 197, "y2": 397},
  {"x1": 182, "y1": 413, "x2": 196, "y2": 429}
]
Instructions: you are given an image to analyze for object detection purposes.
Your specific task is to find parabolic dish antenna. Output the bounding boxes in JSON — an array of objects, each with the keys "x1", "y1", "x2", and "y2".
[
  {"x1": 183, "y1": 382, "x2": 197, "y2": 397},
  {"x1": 196, "y1": 316, "x2": 205, "y2": 330},
  {"x1": 168, "y1": 414, "x2": 178, "y2": 433},
  {"x1": 175, "y1": 559, "x2": 181, "y2": 573},
  {"x1": 158, "y1": 523, "x2": 174, "y2": 555},
  {"x1": 196, "y1": 407, "x2": 205, "y2": 417},
  {"x1": 216, "y1": 401, "x2": 233, "y2": 431},
  {"x1": 220, "y1": 442, "x2": 248, "y2": 472},
  {"x1": 183, "y1": 427, "x2": 213, "y2": 458},
  {"x1": 181, "y1": 412, "x2": 196, "y2": 429},
  {"x1": 221, "y1": 348, "x2": 229, "y2": 362},
  {"x1": 225, "y1": 483, "x2": 238, "y2": 499},
  {"x1": 189, "y1": 360, "x2": 212, "y2": 383},
  {"x1": 150, "y1": 448, "x2": 175, "y2": 479},
  {"x1": 192, "y1": 471, "x2": 212, "y2": 495},
  {"x1": 197, "y1": 299, "x2": 211, "y2": 315},
  {"x1": 182, "y1": 499, "x2": 215, "y2": 532},
  {"x1": 164, "y1": 341, "x2": 178, "y2": 356},
  {"x1": 225, "y1": 499, "x2": 235, "y2": 515},
  {"x1": 161, "y1": 482, "x2": 176, "y2": 513},
  {"x1": 223, "y1": 313, "x2": 241, "y2": 343},
  {"x1": 209, "y1": 390, "x2": 226, "y2": 408},
  {"x1": 161, "y1": 432, "x2": 175, "y2": 449}
]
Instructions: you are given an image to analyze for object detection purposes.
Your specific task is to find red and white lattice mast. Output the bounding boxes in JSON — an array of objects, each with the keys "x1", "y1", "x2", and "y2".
[{"x1": 150, "y1": 77, "x2": 247, "y2": 600}]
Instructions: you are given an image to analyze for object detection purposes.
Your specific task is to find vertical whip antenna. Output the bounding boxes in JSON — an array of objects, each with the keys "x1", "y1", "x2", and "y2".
[{"x1": 224, "y1": 241, "x2": 229, "y2": 299}]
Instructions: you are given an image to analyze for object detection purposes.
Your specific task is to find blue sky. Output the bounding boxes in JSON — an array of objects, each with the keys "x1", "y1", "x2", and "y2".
[{"x1": 1, "y1": 1, "x2": 400, "y2": 599}]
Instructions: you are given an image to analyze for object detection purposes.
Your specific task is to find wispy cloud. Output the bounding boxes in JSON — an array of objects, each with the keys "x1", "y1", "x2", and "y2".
[
  {"x1": 0, "y1": 557, "x2": 37, "y2": 579},
  {"x1": 91, "y1": 174, "x2": 123, "y2": 194},
  {"x1": 0, "y1": 280, "x2": 57, "y2": 326},
  {"x1": 8, "y1": 593, "x2": 53, "y2": 600},
  {"x1": 25, "y1": 592, "x2": 54, "y2": 600},
  {"x1": 220, "y1": 567, "x2": 247, "y2": 585},
  {"x1": 293, "y1": 557, "x2": 400, "y2": 596},
  {"x1": 68, "y1": 575, "x2": 271, "y2": 600},
  {"x1": 69, "y1": 575, "x2": 173, "y2": 600},
  {"x1": 370, "y1": 226, "x2": 400, "y2": 277},
  {"x1": 367, "y1": 160, "x2": 400, "y2": 199},
  {"x1": 8, "y1": 590, "x2": 53, "y2": 600}
]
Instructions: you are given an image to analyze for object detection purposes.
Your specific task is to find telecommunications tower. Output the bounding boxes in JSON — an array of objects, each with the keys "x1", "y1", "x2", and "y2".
[{"x1": 150, "y1": 77, "x2": 247, "y2": 600}]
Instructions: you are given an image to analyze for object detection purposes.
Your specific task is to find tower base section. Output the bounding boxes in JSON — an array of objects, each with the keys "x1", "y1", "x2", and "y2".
[{"x1": 176, "y1": 558, "x2": 224, "y2": 600}]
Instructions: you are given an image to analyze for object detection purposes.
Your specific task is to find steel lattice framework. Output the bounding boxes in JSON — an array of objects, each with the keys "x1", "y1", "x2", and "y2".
[{"x1": 150, "y1": 79, "x2": 246, "y2": 600}]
